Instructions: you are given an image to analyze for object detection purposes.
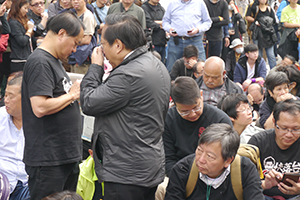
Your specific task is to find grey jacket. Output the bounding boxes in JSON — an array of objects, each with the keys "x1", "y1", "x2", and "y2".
[{"x1": 80, "y1": 46, "x2": 171, "y2": 187}]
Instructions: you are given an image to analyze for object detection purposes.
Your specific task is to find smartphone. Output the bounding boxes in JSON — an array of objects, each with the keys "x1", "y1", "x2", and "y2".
[
  {"x1": 187, "y1": 30, "x2": 192, "y2": 33},
  {"x1": 276, "y1": 173, "x2": 300, "y2": 186},
  {"x1": 172, "y1": 30, "x2": 177, "y2": 34}
]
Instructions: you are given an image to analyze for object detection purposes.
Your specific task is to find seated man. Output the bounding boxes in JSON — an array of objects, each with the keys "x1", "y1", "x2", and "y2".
[
  {"x1": 220, "y1": 93, "x2": 263, "y2": 143},
  {"x1": 192, "y1": 60, "x2": 205, "y2": 79},
  {"x1": 170, "y1": 45, "x2": 198, "y2": 81},
  {"x1": 234, "y1": 44, "x2": 267, "y2": 91},
  {"x1": 248, "y1": 99, "x2": 300, "y2": 199},
  {"x1": 0, "y1": 74, "x2": 30, "y2": 200},
  {"x1": 164, "y1": 76, "x2": 232, "y2": 177},
  {"x1": 247, "y1": 83, "x2": 265, "y2": 113},
  {"x1": 165, "y1": 123, "x2": 264, "y2": 200},
  {"x1": 195, "y1": 56, "x2": 244, "y2": 107},
  {"x1": 259, "y1": 71, "x2": 296, "y2": 129}
]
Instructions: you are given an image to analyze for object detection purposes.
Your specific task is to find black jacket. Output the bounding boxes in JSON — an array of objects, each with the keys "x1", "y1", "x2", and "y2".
[{"x1": 141, "y1": 1, "x2": 166, "y2": 46}]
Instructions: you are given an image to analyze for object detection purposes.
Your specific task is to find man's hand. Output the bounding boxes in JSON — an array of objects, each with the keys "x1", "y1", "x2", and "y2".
[
  {"x1": 169, "y1": 28, "x2": 178, "y2": 37},
  {"x1": 69, "y1": 79, "x2": 81, "y2": 101},
  {"x1": 41, "y1": 11, "x2": 48, "y2": 19},
  {"x1": 224, "y1": 37, "x2": 230, "y2": 47},
  {"x1": 0, "y1": 1, "x2": 7, "y2": 17},
  {"x1": 262, "y1": 169, "x2": 283, "y2": 190},
  {"x1": 187, "y1": 28, "x2": 199, "y2": 36},
  {"x1": 278, "y1": 177, "x2": 300, "y2": 195},
  {"x1": 242, "y1": 79, "x2": 252, "y2": 90},
  {"x1": 296, "y1": 28, "x2": 300, "y2": 37},
  {"x1": 247, "y1": 93, "x2": 254, "y2": 105},
  {"x1": 91, "y1": 46, "x2": 104, "y2": 66}
]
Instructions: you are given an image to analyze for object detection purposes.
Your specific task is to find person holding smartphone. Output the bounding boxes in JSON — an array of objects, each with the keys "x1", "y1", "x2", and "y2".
[{"x1": 248, "y1": 99, "x2": 300, "y2": 199}]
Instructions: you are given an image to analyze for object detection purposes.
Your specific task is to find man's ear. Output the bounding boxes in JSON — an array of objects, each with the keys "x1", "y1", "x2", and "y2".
[
  {"x1": 289, "y1": 82, "x2": 297, "y2": 90},
  {"x1": 225, "y1": 156, "x2": 234, "y2": 168},
  {"x1": 229, "y1": 116, "x2": 235, "y2": 123},
  {"x1": 114, "y1": 38, "x2": 124, "y2": 54},
  {"x1": 57, "y1": 29, "x2": 67, "y2": 40}
]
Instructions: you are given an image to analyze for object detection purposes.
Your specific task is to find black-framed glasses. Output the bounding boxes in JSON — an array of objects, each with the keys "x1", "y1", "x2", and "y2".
[
  {"x1": 31, "y1": 1, "x2": 44, "y2": 7},
  {"x1": 275, "y1": 123, "x2": 300, "y2": 135}
]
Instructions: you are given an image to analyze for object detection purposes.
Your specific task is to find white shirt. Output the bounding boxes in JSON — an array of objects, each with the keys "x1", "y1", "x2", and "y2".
[
  {"x1": 246, "y1": 61, "x2": 255, "y2": 80},
  {"x1": 0, "y1": 106, "x2": 28, "y2": 193}
]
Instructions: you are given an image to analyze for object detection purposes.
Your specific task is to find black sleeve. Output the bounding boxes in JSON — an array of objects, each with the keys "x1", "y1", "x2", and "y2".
[
  {"x1": 0, "y1": 13, "x2": 10, "y2": 34},
  {"x1": 142, "y1": 5, "x2": 160, "y2": 30},
  {"x1": 9, "y1": 19, "x2": 31, "y2": 47},
  {"x1": 211, "y1": 1, "x2": 229, "y2": 27},
  {"x1": 241, "y1": 157, "x2": 265, "y2": 200},
  {"x1": 170, "y1": 59, "x2": 181, "y2": 81}
]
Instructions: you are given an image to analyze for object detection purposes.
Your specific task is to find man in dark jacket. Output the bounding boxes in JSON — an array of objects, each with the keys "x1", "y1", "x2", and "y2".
[
  {"x1": 195, "y1": 56, "x2": 244, "y2": 106},
  {"x1": 165, "y1": 123, "x2": 264, "y2": 200},
  {"x1": 142, "y1": 0, "x2": 166, "y2": 62},
  {"x1": 80, "y1": 13, "x2": 170, "y2": 200},
  {"x1": 234, "y1": 43, "x2": 267, "y2": 91}
]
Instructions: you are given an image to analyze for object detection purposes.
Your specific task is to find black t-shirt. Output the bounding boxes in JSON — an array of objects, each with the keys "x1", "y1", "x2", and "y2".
[
  {"x1": 22, "y1": 48, "x2": 82, "y2": 166},
  {"x1": 163, "y1": 103, "x2": 232, "y2": 176},
  {"x1": 248, "y1": 129, "x2": 300, "y2": 199}
]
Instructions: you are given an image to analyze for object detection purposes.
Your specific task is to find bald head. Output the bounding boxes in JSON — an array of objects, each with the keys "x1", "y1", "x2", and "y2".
[
  {"x1": 247, "y1": 83, "x2": 264, "y2": 105},
  {"x1": 203, "y1": 56, "x2": 226, "y2": 89}
]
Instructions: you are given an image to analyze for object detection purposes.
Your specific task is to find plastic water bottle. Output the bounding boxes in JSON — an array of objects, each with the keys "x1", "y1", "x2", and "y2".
[{"x1": 229, "y1": 17, "x2": 234, "y2": 31}]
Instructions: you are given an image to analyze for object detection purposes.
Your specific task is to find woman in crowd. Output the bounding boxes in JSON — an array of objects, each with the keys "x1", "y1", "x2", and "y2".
[
  {"x1": 8, "y1": 0, "x2": 35, "y2": 73},
  {"x1": 220, "y1": 93, "x2": 263, "y2": 143},
  {"x1": 276, "y1": 65, "x2": 300, "y2": 97},
  {"x1": 245, "y1": 0, "x2": 277, "y2": 69}
]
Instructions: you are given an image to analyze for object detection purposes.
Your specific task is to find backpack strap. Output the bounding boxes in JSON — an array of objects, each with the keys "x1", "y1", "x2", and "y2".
[
  {"x1": 186, "y1": 158, "x2": 198, "y2": 198},
  {"x1": 231, "y1": 155, "x2": 243, "y2": 200}
]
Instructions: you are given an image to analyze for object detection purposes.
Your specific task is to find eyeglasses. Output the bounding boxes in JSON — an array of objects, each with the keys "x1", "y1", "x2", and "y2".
[
  {"x1": 176, "y1": 104, "x2": 202, "y2": 116},
  {"x1": 275, "y1": 123, "x2": 300, "y2": 135},
  {"x1": 31, "y1": 1, "x2": 45, "y2": 7},
  {"x1": 236, "y1": 106, "x2": 253, "y2": 113}
]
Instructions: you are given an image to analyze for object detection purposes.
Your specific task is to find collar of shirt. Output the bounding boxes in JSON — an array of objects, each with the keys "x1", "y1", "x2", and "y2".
[
  {"x1": 124, "y1": 50, "x2": 135, "y2": 61},
  {"x1": 199, "y1": 165, "x2": 230, "y2": 189}
]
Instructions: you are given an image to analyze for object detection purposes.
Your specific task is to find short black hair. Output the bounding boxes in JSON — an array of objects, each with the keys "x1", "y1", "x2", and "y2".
[
  {"x1": 276, "y1": 65, "x2": 300, "y2": 90},
  {"x1": 198, "y1": 123, "x2": 240, "y2": 161},
  {"x1": 183, "y1": 45, "x2": 199, "y2": 59},
  {"x1": 104, "y1": 13, "x2": 147, "y2": 50},
  {"x1": 220, "y1": 93, "x2": 249, "y2": 119},
  {"x1": 46, "y1": 11, "x2": 85, "y2": 37},
  {"x1": 273, "y1": 99, "x2": 300, "y2": 123},
  {"x1": 171, "y1": 76, "x2": 200, "y2": 105},
  {"x1": 264, "y1": 71, "x2": 289, "y2": 92},
  {"x1": 244, "y1": 43, "x2": 258, "y2": 53},
  {"x1": 284, "y1": 54, "x2": 296, "y2": 64}
]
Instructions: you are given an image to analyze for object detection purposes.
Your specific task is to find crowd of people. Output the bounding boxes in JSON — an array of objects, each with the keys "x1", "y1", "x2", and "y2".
[{"x1": 1, "y1": 0, "x2": 300, "y2": 199}]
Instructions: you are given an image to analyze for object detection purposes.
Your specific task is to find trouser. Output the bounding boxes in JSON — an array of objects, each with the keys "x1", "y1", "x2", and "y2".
[
  {"x1": 25, "y1": 162, "x2": 79, "y2": 200},
  {"x1": 207, "y1": 40, "x2": 223, "y2": 57},
  {"x1": 166, "y1": 35, "x2": 206, "y2": 72},
  {"x1": 253, "y1": 40, "x2": 276, "y2": 69},
  {"x1": 154, "y1": 45, "x2": 166, "y2": 64},
  {"x1": 9, "y1": 180, "x2": 30, "y2": 200},
  {"x1": 104, "y1": 182, "x2": 157, "y2": 200}
]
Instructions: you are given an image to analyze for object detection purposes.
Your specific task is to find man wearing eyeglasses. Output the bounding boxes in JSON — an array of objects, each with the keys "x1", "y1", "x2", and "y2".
[
  {"x1": 164, "y1": 76, "x2": 232, "y2": 177},
  {"x1": 248, "y1": 99, "x2": 300, "y2": 199},
  {"x1": 27, "y1": 0, "x2": 47, "y2": 38}
]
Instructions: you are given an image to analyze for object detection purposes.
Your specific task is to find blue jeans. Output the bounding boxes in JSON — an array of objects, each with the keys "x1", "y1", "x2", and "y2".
[
  {"x1": 253, "y1": 40, "x2": 276, "y2": 69},
  {"x1": 154, "y1": 45, "x2": 166, "y2": 64},
  {"x1": 166, "y1": 35, "x2": 206, "y2": 72},
  {"x1": 10, "y1": 181, "x2": 30, "y2": 200},
  {"x1": 208, "y1": 40, "x2": 223, "y2": 57}
]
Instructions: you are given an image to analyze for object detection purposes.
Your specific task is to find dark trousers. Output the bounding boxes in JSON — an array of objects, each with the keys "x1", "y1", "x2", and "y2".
[
  {"x1": 104, "y1": 182, "x2": 157, "y2": 200},
  {"x1": 208, "y1": 40, "x2": 223, "y2": 57},
  {"x1": 25, "y1": 162, "x2": 79, "y2": 200}
]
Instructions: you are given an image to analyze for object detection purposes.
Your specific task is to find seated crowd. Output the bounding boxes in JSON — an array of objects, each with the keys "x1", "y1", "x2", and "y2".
[{"x1": 1, "y1": 0, "x2": 300, "y2": 199}]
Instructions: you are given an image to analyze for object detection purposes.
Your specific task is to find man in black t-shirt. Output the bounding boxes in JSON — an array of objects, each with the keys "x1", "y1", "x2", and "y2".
[
  {"x1": 248, "y1": 99, "x2": 300, "y2": 199},
  {"x1": 22, "y1": 12, "x2": 85, "y2": 200}
]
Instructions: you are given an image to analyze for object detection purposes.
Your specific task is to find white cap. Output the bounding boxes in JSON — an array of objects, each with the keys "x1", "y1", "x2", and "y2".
[{"x1": 229, "y1": 38, "x2": 244, "y2": 48}]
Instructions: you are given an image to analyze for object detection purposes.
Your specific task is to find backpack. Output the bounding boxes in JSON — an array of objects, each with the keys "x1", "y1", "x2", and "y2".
[{"x1": 186, "y1": 144, "x2": 264, "y2": 200}]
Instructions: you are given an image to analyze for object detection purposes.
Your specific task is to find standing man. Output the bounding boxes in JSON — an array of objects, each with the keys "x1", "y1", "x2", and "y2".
[
  {"x1": 142, "y1": 0, "x2": 167, "y2": 62},
  {"x1": 162, "y1": 0, "x2": 212, "y2": 72},
  {"x1": 107, "y1": 0, "x2": 146, "y2": 29},
  {"x1": 22, "y1": 12, "x2": 84, "y2": 200},
  {"x1": 69, "y1": 0, "x2": 97, "y2": 74},
  {"x1": 80, "y1": 13, "x2": 170, "y2": 200},
  {"x1": 204, "y1": 0, "x2": 229, "y2": 57},
  {"x1": 28, "y1": 0, "x2": 48, "y2": 38},
  {"x1": 91, "y1": 0, "x2": 108, "y2": 44}
]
